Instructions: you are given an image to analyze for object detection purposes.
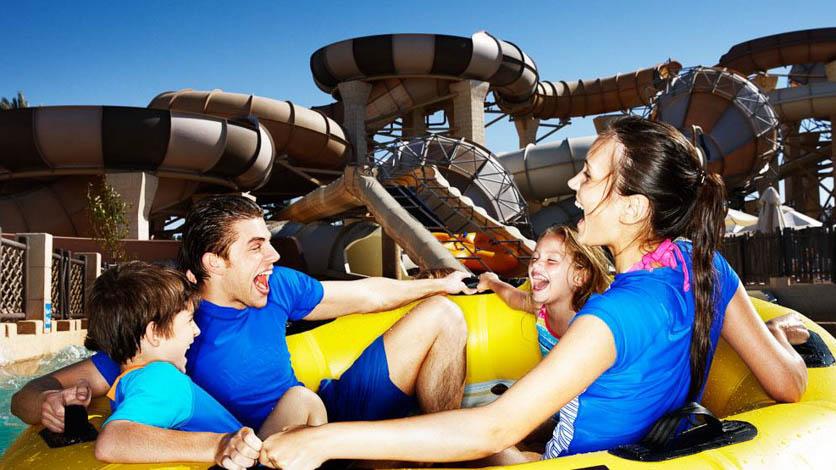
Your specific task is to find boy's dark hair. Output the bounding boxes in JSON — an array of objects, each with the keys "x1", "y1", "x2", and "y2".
[
  {"x1": 84, "y1": 261, "x2": 200, "y2": 364},
  {"x1": 178, "y1": 195, "x2": 263, "y2": 284}
]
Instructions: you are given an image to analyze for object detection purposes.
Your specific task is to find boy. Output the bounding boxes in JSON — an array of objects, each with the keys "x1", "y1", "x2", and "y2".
[{"x1": 86, "y1": 261, "x2": 264, "y2": 470}]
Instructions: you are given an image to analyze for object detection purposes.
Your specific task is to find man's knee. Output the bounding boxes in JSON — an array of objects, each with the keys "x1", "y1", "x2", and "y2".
[
  {"x1": 416, "y1": 296, "x2": 467, "y2": 339},
  {"x1": 282, "y1": 385, "x2": 321, "y2": 406}
]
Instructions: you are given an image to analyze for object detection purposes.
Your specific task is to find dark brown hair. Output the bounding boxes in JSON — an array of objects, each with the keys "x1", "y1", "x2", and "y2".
[
  {"x1": 538, "y1": 225, "x2": 611, "y2": 311},
  {"x1": 84, "y1": 261, "x2": 200, "y2": 364},
  {"x1": 601, "y1": 116, "x2": 726, "y2": 399},
  {"x1": 178, "y1": 195, "x2": 264, "y2": 284}
]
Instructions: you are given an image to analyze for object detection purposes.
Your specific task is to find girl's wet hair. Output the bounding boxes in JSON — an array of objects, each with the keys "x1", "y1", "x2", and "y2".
[
  {"x1": 538, "y1": 225, "x2": 610, "y2": 312},
  {"x1": 601, "y1": 116, "x2": 726, "y2": 399}
]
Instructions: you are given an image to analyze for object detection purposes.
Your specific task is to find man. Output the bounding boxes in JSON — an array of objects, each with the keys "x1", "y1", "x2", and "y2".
[{"x1": 12, "y1": 195, "x2": 470, "y2": 468}]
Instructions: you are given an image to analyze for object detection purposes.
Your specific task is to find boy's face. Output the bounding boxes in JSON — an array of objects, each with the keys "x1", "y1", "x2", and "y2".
[
  {"x1": 157, "y1": 308, "x2": 200, "y2": 372},
  {"x1": 212, "y1": 217, "x2": 280, "y2": 309}
]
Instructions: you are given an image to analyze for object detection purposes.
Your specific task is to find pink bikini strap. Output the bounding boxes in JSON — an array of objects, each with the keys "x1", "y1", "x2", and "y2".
[{"x1": 628, "y1": 239, "x2": 690, "y2": 292}]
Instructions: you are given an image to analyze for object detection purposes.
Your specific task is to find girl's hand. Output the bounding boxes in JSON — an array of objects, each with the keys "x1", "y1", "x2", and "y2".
[
  {"x1": 477, "y1": 272, "x2": 500, "y2": 292},
  {"x1": 766, "y1": 312, "x2": 810, "y2": 345},
  {"x1": 260, "y1": 427, "x2": 325, "y2": 470}
]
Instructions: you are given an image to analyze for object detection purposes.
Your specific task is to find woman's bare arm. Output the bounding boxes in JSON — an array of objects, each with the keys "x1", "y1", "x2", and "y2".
[{"x1": 720, "y1": 284, "x2": 808, "y2": 402}]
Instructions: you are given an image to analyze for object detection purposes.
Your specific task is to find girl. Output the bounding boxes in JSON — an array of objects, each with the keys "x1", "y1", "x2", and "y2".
[
  {"x1": 257, "y1": 117, "x2": 809, "y2": 469},
  {"x1": 477, "y1": 225, "x2": 610, "y2": 357}
]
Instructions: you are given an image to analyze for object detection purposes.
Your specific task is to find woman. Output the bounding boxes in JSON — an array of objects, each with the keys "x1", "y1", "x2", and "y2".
[{"x1": 257, "y1": 117, "x2": 808, "y2": 469}]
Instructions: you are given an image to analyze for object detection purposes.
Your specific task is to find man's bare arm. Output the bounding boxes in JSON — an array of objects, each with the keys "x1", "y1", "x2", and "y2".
[
  {"x1": 11, "y1": 358, "x2": 109, "y2": 429},
  {"x1": 306, "y1": 271, "x2": 473, "y2": 321}
]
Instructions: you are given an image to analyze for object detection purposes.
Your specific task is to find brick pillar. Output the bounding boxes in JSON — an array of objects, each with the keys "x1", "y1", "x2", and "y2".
[
  {"x1": 402, "y1": 108, "x2": 427, "y2": 139},
  {"x1": 449, "y1": 80, "x2": 490, "y2": 146},
  {"x1": 513, "y1": 116, "x2": 540, "y2": 148},
  {"x1": 105, "y1": 172, "x2": 159, "y2": 240},
  {"x1": 17, "y1": 233, "x2": 53, "y2": 332},
  {"x1": 337, "y1": 81, "x2": 373, "y2": 165}
]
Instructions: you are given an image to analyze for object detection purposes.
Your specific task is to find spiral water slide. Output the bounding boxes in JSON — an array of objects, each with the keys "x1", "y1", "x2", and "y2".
[
  {"x1": 0, "y1": 106, "x2": 274, "y2": 236},
  {"x1": 148, "y1": 89, "x2": 350, "y2": 200},
  {"x1": 310, "y1": 32, "x2": 539, "y2": 127}
]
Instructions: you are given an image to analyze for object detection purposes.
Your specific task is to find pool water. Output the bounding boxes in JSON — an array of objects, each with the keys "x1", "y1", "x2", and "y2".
[{"x1": 0, "y1": 345, "x2": 92, "y2": 455}]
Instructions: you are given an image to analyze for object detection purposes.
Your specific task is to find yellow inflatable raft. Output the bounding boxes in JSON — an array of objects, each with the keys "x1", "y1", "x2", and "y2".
[{"x1": 2, "y1": 294, "x2": 835, "y2": 469}]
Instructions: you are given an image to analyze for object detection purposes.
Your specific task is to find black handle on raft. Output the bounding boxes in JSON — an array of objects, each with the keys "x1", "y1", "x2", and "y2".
[
  {"x1": 639, "y1": 402, "x2": 722, "y2": 450},
  {"x1": 609, "y1": 402, "x2": 757, "y2": 462},
  {"x1": 39, "y1": 404, "x2": 98, "y2": 448},
  {"x1": 793, "y1": 331, "x2": 835, "y2": 368},
  {"x1": 463, "y1": 276, "x2": 480, "y2": 289}
]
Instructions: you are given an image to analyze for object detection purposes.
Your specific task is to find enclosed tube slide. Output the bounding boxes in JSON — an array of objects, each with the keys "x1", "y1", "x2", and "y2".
[
  {"x1": 496, "y1": 136, "x2": 595, "y2": 201},
  {"x1": 717, "y1": 28, "x2": 836, "y2": 76},
  {"x1": 149, "y1": 89, "x2": 349, "y2": 198},
  {"x1": 497, "y1": 62, "x2": 681, "y2": 119},
  {"x1": 0, "y1": 106, "x2": 274, "y2": 236},
  {"x1": 768, "y1": 81, "x2": 836, "y2": 122}
]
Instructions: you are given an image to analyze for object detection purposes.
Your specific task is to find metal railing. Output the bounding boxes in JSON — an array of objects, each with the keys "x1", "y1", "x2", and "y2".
[
  {"x1": 0, "y1": 235, "x2": 27, "y2": 321},
  {"x1": 721, "y1": 226, "x2": 835, "y2": 285},
  {"x1": 51, "y1": 250, "x2": 87, "y2": 320}
]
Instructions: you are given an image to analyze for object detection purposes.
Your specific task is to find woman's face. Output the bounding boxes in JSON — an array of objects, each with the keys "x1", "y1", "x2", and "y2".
[
  {"x1": 528, "y1": 234, "x2": 578, "y2": 306},
  {"x1": 567, "y1": 137, "x2": 625, "y2": 248}
]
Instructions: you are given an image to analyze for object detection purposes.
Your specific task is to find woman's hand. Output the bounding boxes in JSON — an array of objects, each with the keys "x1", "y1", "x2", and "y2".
[
  {"x1": 259, "y1": 427, "x2": 325, "y2": 470},
  {"x1": 766, "y1": 312, "x2": 810, "y2": 345},
  {"x1": 477, "y1": 272, "x2": 500, "y2": 292},
  {"x1": 216, "y1": 427, "x2": 262, "y2": 470}
]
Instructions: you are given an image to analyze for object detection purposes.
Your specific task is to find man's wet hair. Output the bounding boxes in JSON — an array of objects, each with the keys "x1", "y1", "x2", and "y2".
[
  {"x1": 85, "y1": 261, "x2": 200, "y2": 364},
  {"x1": 178, "y1": 195, "x2": 263, "y2": 284}
]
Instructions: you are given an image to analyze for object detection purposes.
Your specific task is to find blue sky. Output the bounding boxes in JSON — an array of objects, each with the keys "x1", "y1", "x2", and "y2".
[{"x1": 3, "y1": 1, "x2": 833, "y2": 154}]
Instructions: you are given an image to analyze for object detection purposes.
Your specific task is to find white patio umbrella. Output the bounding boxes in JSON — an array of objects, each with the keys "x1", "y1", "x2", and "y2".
[
  {"x1": 756, "y1": 187, "x2": 786, "y2": 233},
  {"x1": 725, "y1": 208, "x2": 759, "y2": 234}
]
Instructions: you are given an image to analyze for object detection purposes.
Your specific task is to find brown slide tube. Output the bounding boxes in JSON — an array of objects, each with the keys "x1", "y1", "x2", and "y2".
[
  {"x1": 498, "y1": 61, "x2": 681, "y2": 118},
  {"x1": 717, "y1": 28, "x2": 836, "y2": 76}
]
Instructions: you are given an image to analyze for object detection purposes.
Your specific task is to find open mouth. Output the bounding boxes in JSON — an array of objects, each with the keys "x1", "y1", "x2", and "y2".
[
  {"x1": 531, "y1": 274, "x2": 550, "y2": 293},
  {"x1": 254, "y1": 269, "x2": 272, "y2": 295}
]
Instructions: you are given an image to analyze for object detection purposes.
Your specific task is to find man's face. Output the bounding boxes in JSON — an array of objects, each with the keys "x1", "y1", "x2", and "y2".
[{"x1": 211, "y1": 217, "x2": 280, "y2": 309}]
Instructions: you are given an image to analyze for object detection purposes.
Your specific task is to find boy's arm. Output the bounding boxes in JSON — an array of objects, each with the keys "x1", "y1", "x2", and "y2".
[
  {"x1": 305, "y1": 271, "x2": 473, "y2": 320},
  {"x1": 95, "y1": 421, "x2": 261, "y2": 469},
  {"x1": 11, "y1": 358, "x2": 109, "y2": 431},
  {"x1": 477, "y1": 272, "x2": 536, "y2": 313}
]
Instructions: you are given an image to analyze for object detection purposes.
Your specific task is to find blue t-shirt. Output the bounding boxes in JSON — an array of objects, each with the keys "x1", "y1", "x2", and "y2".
[
  {"x1": 92, "y1": 266, "x2": 324, "y2": 429},
  {"x1": 104, "y1": 361, "x2": 242, "y2": 433},
  {"x1": 544, "y1": 240, "x2": 740, "y2": 458}
]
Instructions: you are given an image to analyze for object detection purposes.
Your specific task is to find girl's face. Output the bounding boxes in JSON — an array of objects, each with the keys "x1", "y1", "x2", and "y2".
[
  {"x1": 567, "y1": 137, "x2": 626, "y2": 249},
  {"x1": 528, "y1": 234, "x2": 579, "y2": 306}
]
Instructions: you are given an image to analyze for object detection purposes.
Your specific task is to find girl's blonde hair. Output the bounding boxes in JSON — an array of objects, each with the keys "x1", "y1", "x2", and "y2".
[{"x1": 538, "y1": 225, "x2": 611, "y2": 311}]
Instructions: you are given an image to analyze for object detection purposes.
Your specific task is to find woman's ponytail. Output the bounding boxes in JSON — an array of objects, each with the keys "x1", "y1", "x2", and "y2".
[{"x1": 685, "y1": 171, "x2": 726, "y2": 399}]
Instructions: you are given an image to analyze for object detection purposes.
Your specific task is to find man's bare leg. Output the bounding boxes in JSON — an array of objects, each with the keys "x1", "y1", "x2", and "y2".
[
  {"x1": 258, "y1": 386, "x2": 327, "y2": 439},
  {"x1": 383, "y1": 295, "x2": 467, "y2": 412}
]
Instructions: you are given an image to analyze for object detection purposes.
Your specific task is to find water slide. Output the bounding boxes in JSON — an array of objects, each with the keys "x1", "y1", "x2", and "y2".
[
  {"x1": 0, "y1": 106, "x2": 274, "y2": 236},
  {"x1": 148, "y1": 90, "x2": 350, "y2": 199},
  {"x1": 311, "y1": 32, "x2": 538, "y2": 127},
  {"x1": 717, "y1": 28, "x2": 836, "y2": 76},
  {"x1": 718, "y1": 28, "x2": 836, "y2": 189},
  {"x1": 496, "y1": 62, "x2": 681, "y2": 118}
]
